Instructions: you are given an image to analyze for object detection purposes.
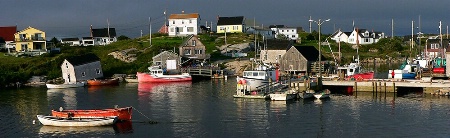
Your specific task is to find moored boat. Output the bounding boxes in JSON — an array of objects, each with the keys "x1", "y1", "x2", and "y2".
[
  {"x1": 338, "y1": 62, "x2": 374, "y2": 80},
  {"x1": 137, "y1": 66, "x2": 192, "y2": 83},
  {"x1": 37, "y1": 115, "x2": 117, "y2": 127},
  {"x1": 46, "y1": 82, "x2": 85, "y2": 89},
  {"x1": 236, "y1": 63, "x2": 279, "y2": 91},
  {"x1": 299, "y1": 89, "x2": 315, "y2": 99},
  {"x1": 87, "y1": 78, "x2": 119, "y2": 86},
  {"x1": 314, "y1": 89, "x2": 331, "y2": 99},
  {"x1": 51, "y1": 106, "x2": 132, "y2": 121}
]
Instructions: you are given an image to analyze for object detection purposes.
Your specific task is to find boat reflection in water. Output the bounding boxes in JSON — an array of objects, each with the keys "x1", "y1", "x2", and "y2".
[
  {"x1": 38, "y1": 121, "x2": 133, "y2": 135},
  {"x1": 137, "y1": 82, "x2": 192, "y2": 93}
]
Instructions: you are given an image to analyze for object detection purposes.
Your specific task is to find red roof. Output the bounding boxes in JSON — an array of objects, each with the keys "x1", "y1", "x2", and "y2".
[{"x1": 0, "y1": 26, "x2": 17, "y2": 41}]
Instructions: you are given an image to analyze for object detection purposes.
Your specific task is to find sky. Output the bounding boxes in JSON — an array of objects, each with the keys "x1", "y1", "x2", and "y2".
[{"x1": 2, "y1": 0, "x2": 450, "y2": 39}]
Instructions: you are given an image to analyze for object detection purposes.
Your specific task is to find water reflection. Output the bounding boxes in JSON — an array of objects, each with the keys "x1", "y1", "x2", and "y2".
[
  {"x1": 46, "y1": 88, "x2": 82, "y2": 110},
  {"x1": 38, "y1": 121, "x2": 133, "y2": 136}
]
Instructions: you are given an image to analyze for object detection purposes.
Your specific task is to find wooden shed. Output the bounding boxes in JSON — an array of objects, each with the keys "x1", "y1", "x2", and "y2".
[{"x1": 280, "y1": 46, "x2": 325, "y2": 76}]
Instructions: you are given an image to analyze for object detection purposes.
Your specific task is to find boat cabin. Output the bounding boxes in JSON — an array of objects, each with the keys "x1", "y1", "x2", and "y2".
[
  {"x1": 337, "y1": 63, "x2": 360, "y2": 77},
  {"x1": 148, "y1": 66, "x2": 164, "y2": 75},
  {"x1": 242, "y1": 69, "x2": 278, "y2": 82}
]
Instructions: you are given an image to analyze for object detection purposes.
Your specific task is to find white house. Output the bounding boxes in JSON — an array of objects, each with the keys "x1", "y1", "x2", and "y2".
[
  {"x1": 61, "y1": 38, "x2": 81, "y2": 46},
  {"x1": 61, "y1": 53, "x2": 103, "y2": 84},
  {"x1": 347, "y1": 28, "x2": 385, "y2": 45},
  {"x1": 90, "y1": 26, "x2": 117, "y2": 45},
  {"x1": 168, "y1": 12, "x2": 199, "y2": 37},
  {"x1": 269, "y1": 25, "x2": 298, "y2": 41},
  {"x1": 330, "y1": 30, "x2": 351, "y2": 43},
  {"x1": 82, "y1": 37, "x2": 94, "y2": 46}
]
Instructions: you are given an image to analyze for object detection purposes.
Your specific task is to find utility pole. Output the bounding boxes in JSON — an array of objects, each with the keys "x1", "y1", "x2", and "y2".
[
  {"x1": 391, "y1": 19, "x2": 394, "y2": 39},
  {"x1": 149, "y1": 17, "x2": 152, "y2": 46}
]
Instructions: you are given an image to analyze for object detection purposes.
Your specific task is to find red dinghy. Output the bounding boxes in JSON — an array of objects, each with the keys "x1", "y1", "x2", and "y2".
[
  {"x1": 87, "y1": 78, "x2": 119, "y2": 86},
  {"x1": 51, "y1": 106, "x2": 132, "y2": 121}
]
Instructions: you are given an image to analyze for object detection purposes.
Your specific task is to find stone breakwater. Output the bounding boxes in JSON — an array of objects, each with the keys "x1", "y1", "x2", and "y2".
[{"x1": 108, "y1": 48, "x2": 138, "y2": 63}]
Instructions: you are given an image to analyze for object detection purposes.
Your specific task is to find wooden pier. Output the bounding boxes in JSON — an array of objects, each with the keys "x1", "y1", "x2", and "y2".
[
  {"x1": 186, "y1": 67, "x2": 226, "y2": 79},
  {"x1": 288, "y1": 79, "x2": 449, "y2": 94}
]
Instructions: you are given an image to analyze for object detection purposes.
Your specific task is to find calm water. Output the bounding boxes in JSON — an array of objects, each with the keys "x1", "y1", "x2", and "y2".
[{"x1": 1, "y1": 78, "x2": 450, "y2": 137}]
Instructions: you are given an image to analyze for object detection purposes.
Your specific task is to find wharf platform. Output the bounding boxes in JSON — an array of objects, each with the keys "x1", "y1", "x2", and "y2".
[{"x1": 289, "y1": 78, "x2": 450, "y2": 94}]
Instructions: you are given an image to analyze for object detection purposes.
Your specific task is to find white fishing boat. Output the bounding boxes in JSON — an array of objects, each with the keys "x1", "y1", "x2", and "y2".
[
  {"x1": 268, "y1": 89, "x2": 298, "y2": 101},
  {"x1": 36, "y1": 115, "x2": 117, "y2": 127},
  {"x1": 46, "y1": 82, "x2": 85, "y2": 89},
  {"x1": 236, "y1": 63, "x2": 279, "y2": 91},
  {"x1": 314, "y1": 89, "x2": 331, "y2": 99},
  {"x1": 137, "y1": 66, "x2": 192, "y2": 83}
]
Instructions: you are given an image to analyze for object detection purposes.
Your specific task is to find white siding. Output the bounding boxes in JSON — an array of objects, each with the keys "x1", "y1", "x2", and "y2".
[{"x1": 168, "y1": 18, "x2": 198, "y2": 37}]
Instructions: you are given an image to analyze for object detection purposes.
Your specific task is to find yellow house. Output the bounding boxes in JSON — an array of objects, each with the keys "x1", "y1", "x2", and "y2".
[
  {"x1": 216, "y1": 16, "x2": 245, "y2": 33},
  {"x1": 14, "y1": 26, "x2": 46, "y2": 52}
]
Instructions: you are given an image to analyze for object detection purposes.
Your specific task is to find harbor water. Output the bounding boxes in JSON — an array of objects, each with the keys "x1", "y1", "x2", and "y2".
[{"x1": 1, "y1": 78, "x2": 450, "y2": 137}]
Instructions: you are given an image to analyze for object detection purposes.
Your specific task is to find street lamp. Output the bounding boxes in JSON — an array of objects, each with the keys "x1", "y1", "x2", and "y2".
[{"x1": 309, "y1": 18, "x2": 330, "y2": 90}]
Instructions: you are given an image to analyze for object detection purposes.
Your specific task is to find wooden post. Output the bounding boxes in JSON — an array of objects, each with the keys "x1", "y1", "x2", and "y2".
[
  {"x1": 375, "y1": 81, "x2": 378, "y2": 97},
  {"x1": 372, "y1": 81, "x2": 375, "y2": 96},
  {"x1": 354, "y1": 81, "x2": 357, "y2": 98},
  {"x1": 384, "y1": 81, "x2": 387, "y2": 99},
  {"x1": 393, "y1": 82, "x2": 396, "y2": 101}
]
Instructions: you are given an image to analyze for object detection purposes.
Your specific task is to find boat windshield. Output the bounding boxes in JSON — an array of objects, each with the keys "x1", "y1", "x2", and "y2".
[{"x1": 244, "y1": 71, "x2": 265, "y2": 77}]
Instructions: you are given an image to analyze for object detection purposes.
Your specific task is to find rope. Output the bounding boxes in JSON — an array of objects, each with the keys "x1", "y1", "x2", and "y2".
[{"x1": 131, "y1": 106, "x2": 158, "y2": 124}]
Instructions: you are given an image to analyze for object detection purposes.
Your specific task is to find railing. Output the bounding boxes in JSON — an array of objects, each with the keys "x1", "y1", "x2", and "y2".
[{"x1": 15, "y1": 37, "x2": 45, "y2": 42}]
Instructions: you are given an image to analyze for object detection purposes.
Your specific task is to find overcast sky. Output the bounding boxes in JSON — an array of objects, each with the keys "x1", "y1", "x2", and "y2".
[{"x1": 2, "y1": 0, "x2": 449, "y2": 39}]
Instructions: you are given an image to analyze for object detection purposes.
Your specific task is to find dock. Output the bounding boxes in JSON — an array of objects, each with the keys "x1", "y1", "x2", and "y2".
[
  {"x1": 186, "y1": 67, "x2": 226, "y2": 79},
  {"x1": 288, "y1": 78, "x2": 449, "y2": 94}
]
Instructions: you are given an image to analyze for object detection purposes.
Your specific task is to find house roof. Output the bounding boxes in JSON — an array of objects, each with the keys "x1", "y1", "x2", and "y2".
[
  {"x1": 269, "y1": 25, "x2": 285, "y2": 28},
  {"x1": 92, "y1": 28, "x2": 116, "y2": 37},
  {"x1": 265, "y1": 39, "x2": 292, "y2": 50},
  {"x1": 169, "y1": 13, "x2": 199, "y2": 19},
  {"x1": 15, "y1": 26, "x2": 44, "y2": 35},
  {"x1": 180, "y1": 35, "x2": 195, "y2": 46},
  {"x1": 65, "y1": 53, "x2": 100, "y2": 66},
  {"x1": 217, "y1": 16, "x2": 244, "y2": 25},
  {"x1": 293, "y1": 46, "x2": 326, "y2": 61},
  {"x1": 0, "y1": 26, "x2": 16, "y2": 41},
  {"x1": 61, "y1": 38, "x2": 79, "y2": 41}
]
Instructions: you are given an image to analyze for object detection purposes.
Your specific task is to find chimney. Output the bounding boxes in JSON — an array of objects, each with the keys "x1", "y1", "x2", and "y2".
[{"x1": 90, "y1": 25, "x2": 93, "y2": 37}]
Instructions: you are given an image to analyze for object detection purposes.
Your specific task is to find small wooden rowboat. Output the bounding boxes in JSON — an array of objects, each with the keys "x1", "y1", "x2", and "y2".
[
  {"x1": 87, "y1": 78, "x2": 119, "y2": 86},
  {"x1": 37, "y1": 115, "x2": 117, "y2": 127},
  {"x1": 51, "y1": 106, "x2": 132, "y2": 121}
]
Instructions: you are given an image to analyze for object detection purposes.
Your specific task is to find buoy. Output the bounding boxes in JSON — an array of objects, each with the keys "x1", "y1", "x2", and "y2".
[{"x1": 33, "y1": 120, "x2": 35, "y2": 124}]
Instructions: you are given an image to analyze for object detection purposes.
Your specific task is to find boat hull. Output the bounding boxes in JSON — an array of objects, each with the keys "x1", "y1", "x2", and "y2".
[
  {"x1": 348, "y1": 71, "x2": 374, "y2": 80},
  {"x1": 37, "y1": 115, "x2": 117, "y2": 127},
  {"x1": 46, "y1": 82, "x2": 85, "y2": 89},
  {"x1": 269, "y1": 93, "x2": 297, "y2": 101},
  {"x1": 87, "y1": 79, "x2": 119, "y2": 86},
  {"x1": 236, "y1": 77, "x2": 268, "y2": 91},
  {"x1": 137, "y1": 72, "x2": 192, "y2": 83},
  {"x1": 299, "y1": 92, "x2": 315, "y2": 99},
  {"x1": 314, "y1": 94, "x2": 330, "y2": 99},
  {"x1": 51, "y1": 107, "x2": 132, "y2": 121}
]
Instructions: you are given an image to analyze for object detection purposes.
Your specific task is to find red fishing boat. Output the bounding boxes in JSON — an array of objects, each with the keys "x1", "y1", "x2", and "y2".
[
  {"x1": 87, "y1": 78, "x2": 119, "y2": 86},
  {"x1": 51, "y1": 106, "x2": 132, "y2": 121},
  {"x1": 137, "y1": 66, "x2": 192, "y2": 83}
]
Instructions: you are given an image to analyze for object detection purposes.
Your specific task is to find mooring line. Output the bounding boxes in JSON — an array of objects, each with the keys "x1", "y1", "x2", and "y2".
[{"x1": 131, "y1": 106, "x2": 158, "y2": 124}]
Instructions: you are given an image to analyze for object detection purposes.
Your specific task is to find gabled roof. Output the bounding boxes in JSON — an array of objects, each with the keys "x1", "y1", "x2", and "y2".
[
  {"x1": 169, "y1": 13, "x2": 199, "y2": 19},
  {"x1": 0, "y1": 26, "x2": 16, "y2": 41},
  {"x1": 15, "y1": 26, "x2": 44, "y2": 35},
  {"x1": 61, "y1": 38, "x2": 79, "y2": 41},
  {"x1": 269, "y1": 25, "x2": 285, "y2": 28},
  {"x1": 293, "y1": 46, "x2": 325, "y2": 61},
  {"x1": 217, "y1": 16, "x2": 244, "y2": 26},
  {"x1": 65, "y1": 53, "x2": 100, "y2": 66},
  {"x1": 92, "y1": 28, "x2": 116, "y2": 37},
  {"x1": 180, "y1": 35, "x2": 195, "y2": 46},
  {"x1": 265, "y1": 39, "x2": 292, "y2": 50}
]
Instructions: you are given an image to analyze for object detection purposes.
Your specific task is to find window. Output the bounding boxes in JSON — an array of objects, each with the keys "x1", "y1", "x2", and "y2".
[
  {"x1": 170, "y1": 28, "x2": 174, "y2": 32},
  {"x1": 177, "y1": 27, "x2": 183, "y2": 32},
  {"x1": 82, "y1": 72, "x2": 86, "y2": 77},
  {"x1": 187, "y1": 27, "x2": 194, "y2": 32},
  {"x1": 172, "y1": 21, "x2": 175, "y2": 24},
  {"x1": 292, "y1": 35, "x2": 296, "y2": 38},
  {"x1": 233, "y1": 26, "x2": 238, "y2": 30},
  {"x1": 195, "y1": 49, "x2": 202, "y2": 54},
  {"x1": 364, "y1": 38, "x2": 369, "y2": 42},
  {"x1": 287, "y1": 30, "x2": 289, "y2": 32},
  {"x1": 278, "y1": 55, "x2": 282, "y2": 62},
  {"x1": 184, "y1": 49, "x2": 191, "y2": 55},
  {"x1": 264, "y1": 55, "x2": 267, "y2": 60},
  {"x1": 220, "y1": 27, "x2": 225, "y2": 30},
  {"x1": 192, "y1": 40, "x2": 196, "y2": 46},
  {"x1": 182, "y1": 20, "x2": 184, "y2": 24},
  {"x1": 189, "y1": 20, "x2": 192, "y2": 23},
  {"x1": 66, "y1": 63, "x2": 68, "y2": 68},
  {"x1": 282, "y1": 30, "x2": 284, "y2": 32},
  {"x1": 96, "y1": 68, "x2": 101, "y2": 74}
]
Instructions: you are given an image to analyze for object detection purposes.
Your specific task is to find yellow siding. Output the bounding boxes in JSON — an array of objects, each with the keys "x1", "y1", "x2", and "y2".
[
  {"x1": 14, "y1": 27, "x2": 46, "y2": 51},
  {"x1": 216, "y1": 25, "x2": 243, "y2": 33}
]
